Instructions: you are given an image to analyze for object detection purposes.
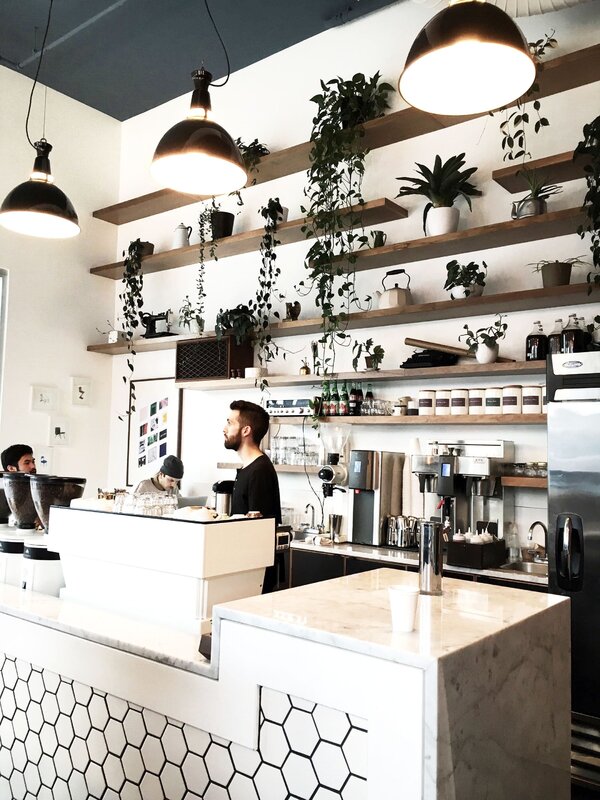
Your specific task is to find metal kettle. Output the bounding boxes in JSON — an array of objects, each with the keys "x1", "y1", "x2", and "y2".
[
  {"x1": 374, "y1": 268, "x2": 412, "y2": 310},
  {"x1": 173, "y1": 223, "x2": 192, "y2": 249},
  {"x1": 212, "y1": 480, "x2": 235, "y2": 515}
]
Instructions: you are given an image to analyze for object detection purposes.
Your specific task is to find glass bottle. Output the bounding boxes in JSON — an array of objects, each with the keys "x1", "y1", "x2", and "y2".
[
  {"x1": 525, "y1": 320, "x2": 548, "y2": 361},
  {"x1": 330, "y1": 381, "x2": 340, "y2": 416},
  {"x1": 321, "y1": 381, "x2": 330, "y2": 417},
  {"x1": 339, "y1": 382, "x2": 349, "y2": 416},
  {"x1": 548, "y1": 318, "x2": 564, "y2": 355},
  {"x1": 349, "y1": 383, "x2": 357, "y2": 416},
  {"x1": 561, "y1": 314, "x2": 579, "y2": 354},
  {"x1": 355, "y1": 382, "x2": 364, "y2": 415},
  {"x1": 365, "y1": 382, "x2": 374, "y2": 402},
  {"x1": 580, "y1": 317, "x2": 592, "y2": 349}
]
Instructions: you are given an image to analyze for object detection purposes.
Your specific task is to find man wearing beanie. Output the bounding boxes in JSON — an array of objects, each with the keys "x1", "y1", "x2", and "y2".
[{"x1": 134, "y1": 455, "x2": 183, "y2": 494}]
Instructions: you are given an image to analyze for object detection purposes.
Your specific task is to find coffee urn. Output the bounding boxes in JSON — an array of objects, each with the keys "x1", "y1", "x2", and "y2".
[{"x1": 212, "y1": 480, "x2": 235, "y2": 515}]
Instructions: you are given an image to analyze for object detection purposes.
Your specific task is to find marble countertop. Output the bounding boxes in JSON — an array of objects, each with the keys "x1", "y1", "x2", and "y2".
[
  {"x1": 215, "y1": 568, "x2": 566, "y2": 669},
  {"x1": 291, "y1": 539, "x2": 548, "y2": 585},
  {"x1": 0, "y1": 584, "x2": 214, "y2": 677}
]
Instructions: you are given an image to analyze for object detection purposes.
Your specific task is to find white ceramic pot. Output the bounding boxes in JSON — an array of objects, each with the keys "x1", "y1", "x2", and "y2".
[
  {"x1": 448, "y1": 283, "x2": 484, "y2": 300},
  {"x1": 425, "y1": 206, "x2": 459, "y2": 237},
  {"x1": 475, "y1": 344, "x2": 498, "y2": 364}
]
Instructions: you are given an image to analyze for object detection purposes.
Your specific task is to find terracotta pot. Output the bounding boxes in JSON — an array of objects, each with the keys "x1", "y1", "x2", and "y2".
[
  {"x1": 475, "y1": 344, "x2": 498, "y2": 364},
  {"x1": 425, "y1": 206, "x2": 459, "y2": 237},
  {"x1": 540, "y1": 262, "x2": 572, "y2": 288}
]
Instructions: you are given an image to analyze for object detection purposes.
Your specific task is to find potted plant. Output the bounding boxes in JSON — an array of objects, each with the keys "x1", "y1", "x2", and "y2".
[
  {"x1": 178, "y1": 296, "x2": 204, "y2": 336},
  {"x1": 231, "y1": 137, "x2": 270, "y2": 206},
  {"x1": 215, "y1": 304, "x2": 256, "y2": 345},
  {"x1": 459, "y1": 314, "x2": 508, "y2": 364},
  {"x1": 511, "y1": 169, "x2": 562, "y2": 219},
  {"x1": 574, "y1": 115, "x2": 600, "y2": 289},
  {"x1": 352, "y1": 338, "x2": 385, "y2": 371},
  {"x1": 395, "y1": 153, "x2": 482, "y2": 236},
  {"x1": 444, "y1": 259, "x2": 487, "y2": 299},
  {"x1": 327, "y1": 71, "x2": 394, "y2": 129},
  {"x1": 528, "y1": 255, "x2": 589, "y2": 288}
]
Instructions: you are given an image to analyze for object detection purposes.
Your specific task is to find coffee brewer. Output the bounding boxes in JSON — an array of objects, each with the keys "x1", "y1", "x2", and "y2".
[
  {"x1": 347, "y1": 450, "x2": 405, "y2": 546},
  {"x1": 411, "y1": 439, "x2": 514, "y2": 538}
]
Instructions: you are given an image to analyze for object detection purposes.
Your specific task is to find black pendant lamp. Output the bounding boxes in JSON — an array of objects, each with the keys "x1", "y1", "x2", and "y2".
[
  {"x1": 399, "y1": 0, "x2": 536, "y2": 116},
  {"x1": 151, "y1": 0, "x2": 246, "y2": 196},
  {"x1": 0, "y1": 0, "x2": 79, "y2": 239}
]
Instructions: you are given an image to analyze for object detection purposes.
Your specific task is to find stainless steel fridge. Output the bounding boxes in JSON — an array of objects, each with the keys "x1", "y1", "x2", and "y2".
[{"x1": 547, "y1": 352, "x2": 600, "y2": 790}]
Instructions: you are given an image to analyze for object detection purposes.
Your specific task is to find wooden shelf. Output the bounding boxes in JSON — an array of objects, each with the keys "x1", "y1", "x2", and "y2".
[
  {"x1": 87, "y1": 333, "x2": 198, "y2": 355},
  {"x1": 501, "y1": 476, "x2": 547, "y2": 489},
  {"x1": 270, "y1": 283, "x2": 599, "y2": 339},
  {"x1": 333, "y1": 207, "x2": 585, "y2": 273},
  {"x1": 92, "y1": 44, "x2": 600, "y2": 225},
  {"x1": 178, "y1": 361, "x2": 545, "y2": 390},
  {"x1": 269, "y1": 414, "x2": 547, "y2": 426},
  {"x1": 90, "y1": 198, "x2": 407, "y2": 279},
  {"x1": 217, "y1": 462, "x2": 319, "y2": 475},
  {"x1": 492, "y1": 151, "x2": 589, "y2": 194}
]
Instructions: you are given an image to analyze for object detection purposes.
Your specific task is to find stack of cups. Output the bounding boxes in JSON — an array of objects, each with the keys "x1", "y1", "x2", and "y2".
[{"x1": 388, "y1": 584, "x2": 419, "y2": 632}]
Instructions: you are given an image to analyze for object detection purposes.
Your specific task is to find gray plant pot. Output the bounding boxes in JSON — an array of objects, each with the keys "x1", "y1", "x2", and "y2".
[
  {"x1": 541, "y1": 262, "x2": 572, "y2": 288},
  {"x1": 511, "y1": 198, "x2": 547, "y2": 220}
]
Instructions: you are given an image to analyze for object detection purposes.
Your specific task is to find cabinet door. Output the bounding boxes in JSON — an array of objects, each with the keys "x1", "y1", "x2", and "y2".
[
  {"x1": 290, "y1": 550, "x2": 344, "y2": 587},
  {"x1": 345, "y1": 558, "x2": 386, "y2": 575}
]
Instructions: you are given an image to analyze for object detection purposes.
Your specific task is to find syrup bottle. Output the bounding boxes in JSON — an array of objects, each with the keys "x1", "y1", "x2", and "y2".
[
  {"x1": 548, "y1": 318, "x2": 564, "y2": 355},
  {"x1": 525, "y1": 320, "x2": 548, "y2": 361}
]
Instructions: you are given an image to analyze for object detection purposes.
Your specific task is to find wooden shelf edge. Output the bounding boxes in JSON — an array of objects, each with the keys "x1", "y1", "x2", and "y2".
[
  {"x1": 270, "y1": 414, "x2": 547, "y2": 425},
  {"x1": 216, "y1": 461, "x2": 319, "y2": 474},
  {"x1": 492, "y1": 151, "x2": 589, "y2": 194},
  {"x1": 91, "y1": 44, "x2": 600, "y2": 226},
  {"x1": 90, "y1": 197, "x2": 407, "y2": 280},
  {"x1": 501, "y1": 476, "x2": 547, "y2": 488}
]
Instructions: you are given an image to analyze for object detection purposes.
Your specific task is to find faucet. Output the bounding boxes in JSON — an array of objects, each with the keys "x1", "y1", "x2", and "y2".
[
  {"x1": 527, "y1": 521, "x2": 548, "y2": 562},
  {"x1": 305, "y1": 503, "x2": 316, "y2": 529}
]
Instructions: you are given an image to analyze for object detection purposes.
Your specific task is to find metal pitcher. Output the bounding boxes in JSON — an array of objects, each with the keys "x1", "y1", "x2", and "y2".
[{"x1": 173, "y1": 223, "x2": 192, "y2": 249}]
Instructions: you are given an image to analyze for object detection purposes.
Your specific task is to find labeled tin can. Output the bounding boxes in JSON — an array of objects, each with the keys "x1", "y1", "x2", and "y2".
[
  {"x1": 468, "y1": 388, "x2": 485, "y2": 415},
  {"x1": 522, "y1": 385, "x2": 542, "y2": 414},
  {"x1": 418, "y1": 390, "x2": 435, "y2": 416},
  {"x1": 485, "y1": 387, "x2": 503, "y2": 415},
  {"x1": 502, "y1": 385, "x2": 522, "y2": 414},
  {"x1": 450, "y1": 388, "x2": 468, "y2": 415},
  {"x1": 435, "y1": 389, "x2": 451, "y2": 416}
]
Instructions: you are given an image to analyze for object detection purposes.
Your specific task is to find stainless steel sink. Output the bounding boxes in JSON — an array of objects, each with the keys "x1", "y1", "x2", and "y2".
[{"x1": 500, "y1": 561, "x2": 548, "y2": 578}]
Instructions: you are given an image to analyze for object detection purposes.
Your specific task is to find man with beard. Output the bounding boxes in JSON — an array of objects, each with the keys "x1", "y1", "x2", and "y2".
[
  {"x1": 224, "y1": 400, "x2": 282, "y2": 593},
  {"x1": 1, "y1": 444, "x2": 37, "y2": 474}
]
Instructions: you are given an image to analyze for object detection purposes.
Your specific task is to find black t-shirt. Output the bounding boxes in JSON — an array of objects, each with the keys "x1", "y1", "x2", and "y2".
[{"x1": 231, "y1": 454, "x2": 282, "y2": 524}]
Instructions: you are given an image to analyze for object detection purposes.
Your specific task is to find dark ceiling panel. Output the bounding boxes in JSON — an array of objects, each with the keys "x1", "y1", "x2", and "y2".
[{"x1": 0, "y1": 0, "x2": 399, "y2": 120}]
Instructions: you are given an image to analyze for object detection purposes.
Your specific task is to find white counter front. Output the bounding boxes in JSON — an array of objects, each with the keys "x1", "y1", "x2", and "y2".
[{"x1": 0, "y1": 565, "x2": 570, "y2": 799}]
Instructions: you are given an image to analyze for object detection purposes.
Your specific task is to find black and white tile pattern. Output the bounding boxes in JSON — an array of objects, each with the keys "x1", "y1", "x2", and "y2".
[{"x1": 0, "y1": 653, "x2": 367, "y2": 799}]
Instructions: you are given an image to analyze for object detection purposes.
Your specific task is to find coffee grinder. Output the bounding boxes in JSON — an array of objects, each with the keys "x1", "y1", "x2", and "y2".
[{"x1": 317, "y1": 425, "x2": 351, "y2": 538}]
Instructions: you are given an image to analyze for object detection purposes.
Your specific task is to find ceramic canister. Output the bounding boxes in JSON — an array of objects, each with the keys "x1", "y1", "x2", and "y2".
[
  {"x1": 502, "y1": 385, "x2": 522, "y2": 414},
  {"x1": 0, "y1": 538, "x2": 25, "y2": 587},
  {"x1": 21, "y1": 544, "x2": 65, "y2": 597},
  {"x1": 418, "y1": 390, "x2": 435, "y2": 416},
  {"x1": 468, "y1": 388, "x2": 485, "y2": 415},
  {"x1": 522, "y1": 385, "x2": 542, "y2": 414},
  {"x1": 450, "y1": 388, "x2": 468, "y2": 415},
  {"x1": 435, "y1": 389, "x2": 451, "y2": 416},
  {"x1": 485, "y1": 387, "x2": 503, "y2": 415}
]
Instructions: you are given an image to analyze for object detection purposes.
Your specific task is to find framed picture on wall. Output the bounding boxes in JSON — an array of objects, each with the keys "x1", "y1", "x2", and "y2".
[
  {"x1": 126, "y1": 377, "x2": 182, "y2": 488},
  {"x1": 48, "y1": 417, "x2": 70, "y2": 447},
  {"x1": 70, "y1": 377, "x2": 92, "y2": 406},
  {"x1": 33, "y1": 445, "x2": 53, "y2": 474},
  {"x1": 31, "y1": 385, "x2": 58, "y2": 413}
]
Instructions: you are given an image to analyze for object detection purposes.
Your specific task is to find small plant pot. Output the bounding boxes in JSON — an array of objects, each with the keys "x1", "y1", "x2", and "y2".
[
  {"x1": 511, "y1": 198, "x2": 547, "y2": 220},
  {"x1": 211, "y1": 211, "x2": 235, "y2": 240},
  {"x1": 194, "y1": 316, "x2": 205, "y2": 336},
  {"x1": 276, "y1": 206, "x2": 289, "y2": 224},
  {"x1": 426, "y1": 206, "x2": 459, "y2": 237},
  {"x1": 364, "y1": 356, "x2": 381, "y2": 371},
  {"x1": 139, "y1": 241, "x2": 155, "y2": 257},
  {"x1": 540, "y1": 262, "x2": 572, "y2": 288},
  {"x1": 448, "y1": 284, "x2": 484, "y2": 300},
  {"x1": 475, "y1": 344, "x2": 498, "y2": 364}
]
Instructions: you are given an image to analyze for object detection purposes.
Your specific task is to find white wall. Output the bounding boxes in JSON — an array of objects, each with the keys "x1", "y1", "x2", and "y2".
[
  {"x1": 0, "y1": 67, "x2": 120, "y2": 490},
  {"x1": 103, "y1": 2, "x2": 600, "y2": 546}
]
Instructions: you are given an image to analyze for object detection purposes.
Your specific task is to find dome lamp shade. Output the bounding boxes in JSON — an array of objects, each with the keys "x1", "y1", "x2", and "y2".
[
  {"x1": 151, "y1": 68, "x2": 247, "y2": 196},
  {"x1": 0, "y1": 139, "x2": 80, "y2": 239},
  {"x1": 398, "y1": 1, "x2": 536, "y2": 116}
]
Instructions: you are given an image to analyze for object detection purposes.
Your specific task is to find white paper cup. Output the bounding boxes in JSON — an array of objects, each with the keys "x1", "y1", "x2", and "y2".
[{"x1": 388, "y1": 585, "x2": 419, "y2": 632}]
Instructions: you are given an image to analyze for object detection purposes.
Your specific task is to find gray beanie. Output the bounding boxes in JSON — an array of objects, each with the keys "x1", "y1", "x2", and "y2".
[{"x1": 161, "y1": 455, "x2": 184, "y2": 479}]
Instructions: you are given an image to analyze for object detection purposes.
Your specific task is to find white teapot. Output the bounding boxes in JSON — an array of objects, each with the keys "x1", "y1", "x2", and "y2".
[
  {"x1": 172, "y1": 223, "x2": 192, "y2": 249},
  {"x1": 374, "y1": 269, "x2": 412, "y2": 310}
]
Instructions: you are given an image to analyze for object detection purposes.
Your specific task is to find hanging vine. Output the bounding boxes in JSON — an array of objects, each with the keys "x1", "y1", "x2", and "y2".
[
  {"x1": 298, "y1": 72, "x2": 393, "y2": 377},
  {"x1": 118, "y1": 239, "x2": 145, "y2": 419}
]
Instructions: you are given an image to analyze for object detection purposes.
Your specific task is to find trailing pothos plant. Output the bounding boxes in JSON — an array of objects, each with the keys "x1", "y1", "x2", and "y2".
[
  {"x1": 247, "y1": 198, "x2": 285, "y2": 386},
  {"x1": 297, "y1": 71, "x2": 394, "y2": 379},
  {"x1": 574, "y1": 115, "x2": 600, "y2": 289},
  {"x1": 495, "y1": 30, "x2": 557, "y2": 162},
  {"x1": 118, "y1": 239, "x2": 145, "y2": 419},
  {"x1": 231, "y1": 138, "x2": 270, "y2": 206}
]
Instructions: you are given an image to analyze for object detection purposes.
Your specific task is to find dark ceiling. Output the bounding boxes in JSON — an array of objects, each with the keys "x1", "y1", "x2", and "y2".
[{"x1": 0, "y1": 0, "x2": 399, "y2": 121}]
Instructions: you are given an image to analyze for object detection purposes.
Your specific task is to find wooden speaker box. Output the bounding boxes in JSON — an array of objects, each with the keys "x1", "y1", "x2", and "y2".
[{"x1": 175, "y1": 336, "x2": 254, "y2": 382}]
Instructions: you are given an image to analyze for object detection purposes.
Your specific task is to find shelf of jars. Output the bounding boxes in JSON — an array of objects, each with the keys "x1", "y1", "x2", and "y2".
[
  {"x1": 501, "y1": 476, "x2": 548, "y2": 489},
  {"x1": 177, "y1": 361, "x2": 546, "y2": 391},
  {"x1": 86, "y1": 283, "x2": 600, "y2": 355},
  {"x1": 329, "y1": 207, "x2": 586, "y2": 274},
  {"x1": 492, "y1": 151, "x2": 588, "y2": 193},
  {"x1": 89, "y1": 198, "x2": 407, "y2": 279},
  {"x1": 216, "y1": 462, "x2": 320, "y2": 475},
  {"x1": 91, "y1": 44, "x2": 600, "y2": 225},
  {"x1": 268, "y1": 414, "x2": 547, "y2": 426}
]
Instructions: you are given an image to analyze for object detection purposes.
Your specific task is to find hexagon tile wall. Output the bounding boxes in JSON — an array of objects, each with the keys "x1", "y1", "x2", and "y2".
[{"x1": 0, "y1": 652, "x2": 368, "y2": 799}]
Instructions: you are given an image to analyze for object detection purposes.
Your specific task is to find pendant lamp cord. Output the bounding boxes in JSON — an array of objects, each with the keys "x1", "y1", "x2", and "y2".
[
  {"x1": 25, "y1": 0, "x2": 54, "y2": 149},
  {"x1": 203, "y1": 0, "x2": 231, "y2": 87}
]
